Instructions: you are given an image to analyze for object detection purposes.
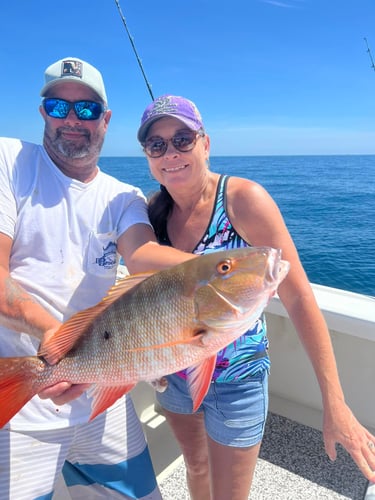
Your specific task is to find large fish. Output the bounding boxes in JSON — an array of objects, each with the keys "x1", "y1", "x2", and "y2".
[{"x1": 0, "y1": 246, "x2": 289, "y2": 427}]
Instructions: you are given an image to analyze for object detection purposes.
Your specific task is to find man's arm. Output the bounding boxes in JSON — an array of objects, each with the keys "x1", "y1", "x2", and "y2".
[
  {"x1": 0, "y1": 232, "x2": 61, "y2": 338},
  {"x1": 0, "y1": 232, "x2": 89, "y2": 403}
]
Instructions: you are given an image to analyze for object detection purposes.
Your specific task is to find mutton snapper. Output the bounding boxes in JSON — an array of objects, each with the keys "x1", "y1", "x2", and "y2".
[{"x1": 0, "y1": 246, "x2": 289, "y2": 427}]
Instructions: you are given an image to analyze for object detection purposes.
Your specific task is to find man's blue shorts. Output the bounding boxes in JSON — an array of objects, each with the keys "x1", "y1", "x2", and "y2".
[{"x1": 156, "y1": 371, "x2": 269, "y2": 448}]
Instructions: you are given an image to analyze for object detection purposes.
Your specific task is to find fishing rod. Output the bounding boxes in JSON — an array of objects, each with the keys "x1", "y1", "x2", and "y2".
[
  {"x1": 114, "y1": 0, "x2": 155, "y2": 100},
  {"x1": 364, "y1": 37, "x2": 375, "y2": 72}
]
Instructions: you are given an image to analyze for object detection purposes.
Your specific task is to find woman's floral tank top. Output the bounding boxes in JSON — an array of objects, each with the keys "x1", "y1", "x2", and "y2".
[{"x1": 166, "y1": 174, "x2": 270, "y2": 382}]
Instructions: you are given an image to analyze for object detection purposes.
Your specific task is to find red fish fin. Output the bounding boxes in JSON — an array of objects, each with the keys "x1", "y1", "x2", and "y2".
[
  {"x1": 88, "y1": 383, "x2": 136, "y2": 421},
  {"x1": 186, "y1": 356, "x2": 216, "y2": 412},
  {"x1": 38, "y1": 311, "x2": 98, "y2": 364},
  {"x1": 39, "y1": 273, "x2": 155, "y2": 364},
  {"x1": 0, "y1": 357, "x2": 40, "y2": 428}
]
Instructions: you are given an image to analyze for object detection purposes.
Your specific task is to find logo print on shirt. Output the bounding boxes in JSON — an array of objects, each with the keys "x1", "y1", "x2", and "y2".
[{"x1": 95, "y1": 241, "x2": 117, "y2": 269}]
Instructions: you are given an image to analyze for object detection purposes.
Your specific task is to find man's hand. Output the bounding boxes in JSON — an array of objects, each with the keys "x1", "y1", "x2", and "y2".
[
  {"x1": 37, "y1": 325, "x2": 90, "y2": 405},
  {"x1": 38, "y1": 382, "x2": 91, "y2": 405}
]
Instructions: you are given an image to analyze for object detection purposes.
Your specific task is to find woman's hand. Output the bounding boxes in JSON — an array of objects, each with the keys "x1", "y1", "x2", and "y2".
[{"x1": 323, "y1": 401, "x2": 375, "y2": 481}]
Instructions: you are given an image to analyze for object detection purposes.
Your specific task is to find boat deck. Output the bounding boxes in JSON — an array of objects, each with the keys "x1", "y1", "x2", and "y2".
[
  {"x1": 53, "y1": 387, "x2": 370, "y2": 499},
  {"x1": 132, "y1": 382, "x2": 369, "y2": 500},
  {"x1": 157, "y1": 411, "x2": 368, "y2": 500}
]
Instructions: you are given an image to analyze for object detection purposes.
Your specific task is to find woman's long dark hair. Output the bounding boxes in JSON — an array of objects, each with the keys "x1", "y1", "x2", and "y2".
[{"x1": 148, "y1": 185, "x2": 174, "y2": 244}]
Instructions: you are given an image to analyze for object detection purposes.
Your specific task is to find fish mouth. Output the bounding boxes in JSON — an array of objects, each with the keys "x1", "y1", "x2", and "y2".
[
  {"x1": 277, "y1": 260, "x2": 290, "y2": 282},
  {"x1": 265, "y1": 248, "x2": 290, "y2": 286}
]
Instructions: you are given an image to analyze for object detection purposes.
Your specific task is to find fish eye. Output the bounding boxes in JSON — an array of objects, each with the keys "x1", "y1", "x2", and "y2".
[{"x1": 216, "y1": 259, "x2": 232, "y2": 274}]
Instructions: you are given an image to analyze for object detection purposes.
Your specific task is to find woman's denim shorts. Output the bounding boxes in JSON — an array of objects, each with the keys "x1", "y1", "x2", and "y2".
[{"x1": 156, "y1": 371, "x2": 268, "y2": 448}]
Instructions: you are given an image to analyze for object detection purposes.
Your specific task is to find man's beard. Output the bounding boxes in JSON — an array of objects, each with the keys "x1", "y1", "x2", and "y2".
[{"x1": 53, "y1": 126, "x2": 100, "y2": 159}]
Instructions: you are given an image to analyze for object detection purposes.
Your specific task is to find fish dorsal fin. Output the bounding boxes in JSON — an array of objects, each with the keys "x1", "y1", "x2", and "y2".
[
  {"x1": 38, "y1": 272, "x2": 154, "y2": 364},
  {"x1": 186, "y1": 356, "x2": 216, "y2": 412}
]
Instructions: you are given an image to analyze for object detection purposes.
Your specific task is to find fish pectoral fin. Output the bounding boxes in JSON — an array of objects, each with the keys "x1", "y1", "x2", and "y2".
[
  {"x1": 191, "y1": 328, "x2": 210, "y2": 345},
  {"x1": 88, "y1": 383, "x2": 136, "y2": 421},
  {"x1": 186, "y1": 356, "x2": 216, "y2": 412}
]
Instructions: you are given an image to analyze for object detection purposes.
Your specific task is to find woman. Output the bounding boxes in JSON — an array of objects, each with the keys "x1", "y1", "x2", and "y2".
[{"x1": 137, "y1": 94, "x2": 375, "y2": 500}]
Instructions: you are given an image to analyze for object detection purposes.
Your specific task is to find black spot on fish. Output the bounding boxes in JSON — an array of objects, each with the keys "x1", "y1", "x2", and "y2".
[{"x1": 104, "y1": 331, "x2": 111, "y2": 340}]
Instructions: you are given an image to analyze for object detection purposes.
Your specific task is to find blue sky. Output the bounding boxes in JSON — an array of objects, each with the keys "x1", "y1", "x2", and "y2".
[{"x1": 2, "y1": 0, "x2": 375, "y2": 156}]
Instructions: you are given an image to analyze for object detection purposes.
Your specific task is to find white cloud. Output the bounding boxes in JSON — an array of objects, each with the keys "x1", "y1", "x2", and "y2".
[{"x1": 260, "y1": 0, "x2": 303, "y2": 8}]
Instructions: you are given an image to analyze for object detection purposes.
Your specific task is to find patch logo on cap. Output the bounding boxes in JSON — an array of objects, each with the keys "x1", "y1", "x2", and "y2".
[
  {"x1": 137, "y1": 94, "x2": 204, "y2": 142},
  {"x1": 61, "y1": 60, "x2": 83, "y2": 78},
  {"x1": 146, "y1": 95, "x2": 177, "y2": 119}
]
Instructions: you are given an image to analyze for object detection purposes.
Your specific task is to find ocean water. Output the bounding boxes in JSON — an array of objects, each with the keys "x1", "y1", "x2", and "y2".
[{"x1": 99, "y1": 155, "x2": 375, "y2": 297}]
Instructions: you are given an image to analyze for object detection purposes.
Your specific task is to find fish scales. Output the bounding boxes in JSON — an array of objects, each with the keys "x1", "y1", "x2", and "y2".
[
  {"x1": 39, "y1": 277, "x2": 195, "y2": 385},
  {"x1": 0, "y1": 246, "x2": 289, "y2": 426}
]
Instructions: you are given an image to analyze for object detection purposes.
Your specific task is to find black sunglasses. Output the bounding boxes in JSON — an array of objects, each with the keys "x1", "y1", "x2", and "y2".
[
  {"x1": 143, "y1": 130, "x2": 204, "y2": 158},
  {"x1": 42, "y1": 98, "x2": 106, "y2": 121}
]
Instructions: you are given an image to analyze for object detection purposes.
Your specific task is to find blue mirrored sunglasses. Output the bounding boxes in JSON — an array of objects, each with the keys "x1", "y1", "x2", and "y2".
[{"x1": 42, "y1": 98, "x2": 106, "y2": 121}]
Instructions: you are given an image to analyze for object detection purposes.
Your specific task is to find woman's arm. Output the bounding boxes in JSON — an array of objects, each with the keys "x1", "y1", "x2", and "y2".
[{"x1": 227, "y1": 176, "x2": 375, "y2": 480}]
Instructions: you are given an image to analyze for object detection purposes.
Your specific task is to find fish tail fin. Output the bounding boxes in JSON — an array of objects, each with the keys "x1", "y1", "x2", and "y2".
[{"x1": 0, "y1": 357, "x2": 41, "y2": 428}]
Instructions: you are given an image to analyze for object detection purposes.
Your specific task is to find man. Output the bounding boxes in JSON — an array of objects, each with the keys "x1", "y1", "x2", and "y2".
[{"x1": 0, "y1": 57, "x2": 187, "y2": 500}]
